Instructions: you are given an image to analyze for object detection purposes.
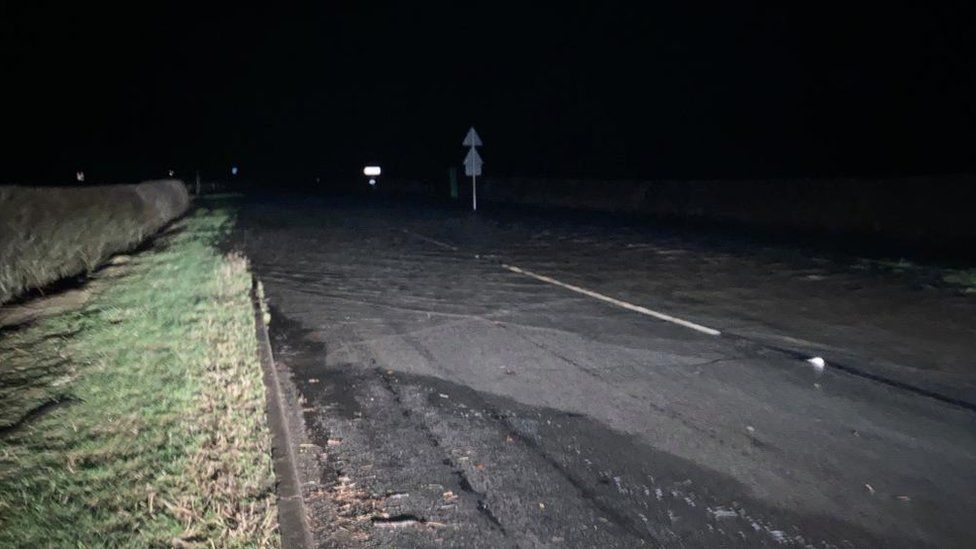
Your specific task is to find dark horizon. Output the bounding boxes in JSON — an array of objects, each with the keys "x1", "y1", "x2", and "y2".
[{"x1": 4, "y1": 2, "x2": 974, "y2": 184}]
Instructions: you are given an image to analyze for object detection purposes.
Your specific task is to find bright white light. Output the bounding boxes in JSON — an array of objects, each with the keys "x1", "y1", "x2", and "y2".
[
  {"x1": 363, "y1": 166, "x2": 382, "y2": 176},
  {"x1": 806, "y1": 356, "x2": 826, "y2": 371}
]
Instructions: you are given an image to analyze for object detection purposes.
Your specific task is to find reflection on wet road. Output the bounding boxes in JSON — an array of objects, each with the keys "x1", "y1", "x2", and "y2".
[{"x1": 234, "y1": 196, "x2": 976, "y2": 548}]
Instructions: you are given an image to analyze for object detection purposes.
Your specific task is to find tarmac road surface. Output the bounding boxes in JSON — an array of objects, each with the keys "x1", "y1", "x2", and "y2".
[{"x1": 232, "y1": 194, "x2": 976, "y2": 548}]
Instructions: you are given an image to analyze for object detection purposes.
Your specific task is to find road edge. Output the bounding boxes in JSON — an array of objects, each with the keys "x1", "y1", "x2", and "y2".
[{"x1": 251, "y1": 277, "x2": 315, "y2": 549}]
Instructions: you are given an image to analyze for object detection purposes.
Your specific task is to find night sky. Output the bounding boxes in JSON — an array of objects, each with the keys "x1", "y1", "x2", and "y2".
[{"x1": 3, "y1": 2, "x2": 974, "y2": 183}]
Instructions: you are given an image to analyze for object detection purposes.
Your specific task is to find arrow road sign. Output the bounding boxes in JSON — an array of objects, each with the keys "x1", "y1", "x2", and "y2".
[
  {"x1": 464, "y1": 147, "x2": 483, "y2": 177},
  {"x1": 462, "y1": 126, "x2": 483, "y2": 211},
  {"x1": 462, "y1": 127, "x2": 483, "y2": 147}
]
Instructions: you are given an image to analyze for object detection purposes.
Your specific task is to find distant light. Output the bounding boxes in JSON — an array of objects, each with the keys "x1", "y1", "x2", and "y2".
[
  {"x1": 369, "y1": 178, "x2": 376, "y2": 186},
  {"x1": 231, "y1": 166, "x2": 239, "y2": 176},
  {"x1": 363, "y1": 166, "x2": 381, "y2": 176}
]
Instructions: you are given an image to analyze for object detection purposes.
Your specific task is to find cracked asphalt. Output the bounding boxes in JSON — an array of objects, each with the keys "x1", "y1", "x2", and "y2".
[{"x1": 231, "y1": 194, "x2": 976, "y2": 548}]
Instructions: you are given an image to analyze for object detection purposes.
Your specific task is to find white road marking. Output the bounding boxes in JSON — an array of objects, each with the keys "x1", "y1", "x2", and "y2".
[
  {"x1": 400, "y1": 229, "x2": 459, "y2": 251},
  {"x1": 502, "y1": 264, "x2": 722, "y2": 336}
]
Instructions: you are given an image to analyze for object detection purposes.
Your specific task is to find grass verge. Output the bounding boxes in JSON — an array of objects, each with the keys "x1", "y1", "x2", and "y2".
[
  {"x1": 0, "y1": 207, "x2": 277, "y2": 546},
  {"x1": 942, "y1": 270, "x2": 976, "y2": 294},
  {"x1": 854, "y1": 258, "x2": 976, "y2": 295}
]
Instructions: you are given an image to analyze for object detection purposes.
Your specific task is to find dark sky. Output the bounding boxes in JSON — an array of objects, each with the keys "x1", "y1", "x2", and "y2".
[{"x1": 3, "y1": 2, "x2": 974, "y2": 183}]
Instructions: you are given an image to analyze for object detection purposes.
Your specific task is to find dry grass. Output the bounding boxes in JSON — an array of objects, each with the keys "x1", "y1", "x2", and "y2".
[
  {"x1": 0, "y1": 180, "x2": 189, "y2": 305},
  {"x1": 0, "y1": 208, "x2": 277, "y2": 546}
]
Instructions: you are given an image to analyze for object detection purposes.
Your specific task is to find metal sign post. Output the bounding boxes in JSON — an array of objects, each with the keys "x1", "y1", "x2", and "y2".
[
  {"x1": 463, "y1": 146, "x2": 483, "y2": 211},
  {"x1": 462, "y1": 127, "x2": 483, "y2": 211}
]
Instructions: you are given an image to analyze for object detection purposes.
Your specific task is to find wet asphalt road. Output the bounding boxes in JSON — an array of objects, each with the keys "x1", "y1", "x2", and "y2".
[{"x1": 231, "y1": 195, "x2": 976, "y2": 548}]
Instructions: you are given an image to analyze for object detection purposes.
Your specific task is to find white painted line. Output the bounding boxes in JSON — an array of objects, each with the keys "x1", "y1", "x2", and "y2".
[
  {"x1": 502, "y1": 264, "x2": 722, "y2": 336},
  {"x1": 400, "y1": 229, "x2": 459, "y2": 251}
]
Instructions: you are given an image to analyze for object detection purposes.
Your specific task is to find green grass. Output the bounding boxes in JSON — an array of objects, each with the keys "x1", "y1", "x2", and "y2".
[
  {"x1": 854, "y1": 257, "x2": 976, "y2": 295},
  {"x1": 943, "y1": 270, "x2": 976, "y2": 294},
  {"x1": 0, "y1": 181, "x2": 189, "y2": 305},
  {"x1": 0, "y1": 208, "x2": 277, "y2": 547}
]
